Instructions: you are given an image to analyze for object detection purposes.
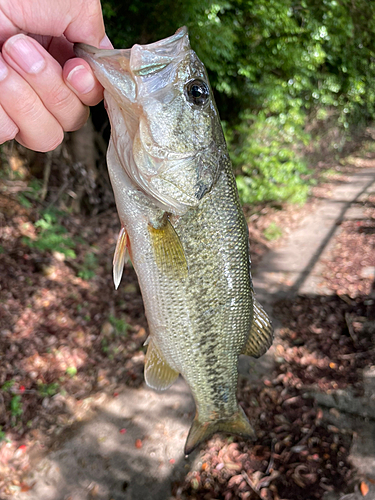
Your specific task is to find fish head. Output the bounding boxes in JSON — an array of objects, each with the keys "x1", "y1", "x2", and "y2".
[{"x1": 75, "y1": 27, "x2": 226, "y2": 214}]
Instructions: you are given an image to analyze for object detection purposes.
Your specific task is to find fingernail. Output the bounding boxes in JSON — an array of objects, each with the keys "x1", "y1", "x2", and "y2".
[
  {"x1": 100, "y1": 34, "x2": 113, "y2": 49},
  {"x1": 66, "y1": 65, "x2": 95, "y2": 94},
  {"x1": 6, "y1": 35, "x2": 46, "y2": 74},
  {"x1": 0, "y1": 55, "x2": 9, "y2": 82}
]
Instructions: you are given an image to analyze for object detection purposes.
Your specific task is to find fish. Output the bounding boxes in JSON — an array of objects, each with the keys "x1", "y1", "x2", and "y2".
[{"x1": 74, "y1": 27, "x2": 273, "y2": 455}]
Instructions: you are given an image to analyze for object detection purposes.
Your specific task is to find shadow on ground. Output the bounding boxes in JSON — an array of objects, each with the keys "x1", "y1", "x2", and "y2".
[{"x1": 16, "y1": 379, "x2": 197, "y2": 500}]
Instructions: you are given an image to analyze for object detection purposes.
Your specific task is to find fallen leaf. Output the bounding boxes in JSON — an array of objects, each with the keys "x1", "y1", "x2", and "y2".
[
  {"x1": 360, "y1": 481, "x2": 369, "y2": 496},
  {"x1": 20, "y1": 482, "x2": 35, "y2": 493},
  {"x1": 135, "y1": 439, "x2": 142, "y2": 449}
]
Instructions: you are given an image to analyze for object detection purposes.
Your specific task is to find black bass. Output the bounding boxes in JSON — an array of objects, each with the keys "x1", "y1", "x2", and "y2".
[{"x1": 75, "y1": 27, "x2": 273, "y2": 455}]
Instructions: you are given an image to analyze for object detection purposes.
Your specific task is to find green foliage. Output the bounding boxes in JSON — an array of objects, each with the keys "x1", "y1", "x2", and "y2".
[
  {"x1": 10, "y1": 395, "x2": 23, "y2": 419},
  {"x1": 17, "y1": 179, "x2": 43, "y2": 208},
  {"x1": 18, "y1": 194, "x2": 33, "y2": 209},
  {"x1": 1, "y1": 381, "x2": 23, "y2": 423},
  {"x1": 101, "y1": 338, "x2": 110, "y2": 354},
  {"x1": 65, "y1": 366, "x2": 77, "y2": 377},
  {"x1": 37, "y1": 382, "x2": 59, "y2": 397},
  {"x1": 78, "y1": 251, "x2": 98, "y2": 280},
  {"x1": 109, "y1": 314, "x2": 130, "y2": 337},
  {"x1": 263, "y1": 222, "x2": 283, "y2": 241},
  {"x1": 0, "y1": 426, "x2": 6, "y2": 442},
  {"x1": 1, "y1": 380, "x2": 15, "y2": 391},
  {"x1": 101, "y1": 0, "x2": 375, "y2": 205},
  {"x1": 229, "y1": 111, "x2": 311, "y2": 204},
  {"x1": 22, "y1": 209, "x2": 76, "y2": 258},
  {"x1": 100, "y1": 315, "x2": 130, "y2": 357}
]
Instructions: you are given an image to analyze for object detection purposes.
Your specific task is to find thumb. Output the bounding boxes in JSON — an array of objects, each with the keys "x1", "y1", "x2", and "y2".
[{"x1": 64, "y1": 0, "x2": 108, "y2": 48}]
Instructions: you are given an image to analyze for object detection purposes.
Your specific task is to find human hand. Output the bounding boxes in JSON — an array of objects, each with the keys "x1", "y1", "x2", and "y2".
[{"x1": 0, "y1": 0, "x2": 112, "y2": 152}]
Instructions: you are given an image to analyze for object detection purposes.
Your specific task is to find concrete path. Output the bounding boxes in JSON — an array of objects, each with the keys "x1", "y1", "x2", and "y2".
[
  {"x1": 253, "y1": 166, "x2": 375, "y2": 304},
  {"x1": 14, "y1": 167, "x2": 375, "y2": 500}
]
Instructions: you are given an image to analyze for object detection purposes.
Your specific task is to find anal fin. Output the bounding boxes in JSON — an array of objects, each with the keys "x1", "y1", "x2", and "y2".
[
  {"x1": 148, "y1": 218, "x2": 188, "y2": 279},
  {"x1": 113, "y1": 226, "x2": 130, "y2": 290},
  {"x1": 241, "y1": 298, "x2": 274, "y2": 358},
  {"x1": 185, "y1": 406, "x2": 255, "y2": 455},
  {"x1": 144, "y1": 339, "x2": 179, "y2": 391}
]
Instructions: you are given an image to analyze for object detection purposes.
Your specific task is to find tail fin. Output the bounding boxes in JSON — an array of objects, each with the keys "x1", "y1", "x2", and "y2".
[{"x1": 184, "y1": 406, "x2": 256, "y2": 455}]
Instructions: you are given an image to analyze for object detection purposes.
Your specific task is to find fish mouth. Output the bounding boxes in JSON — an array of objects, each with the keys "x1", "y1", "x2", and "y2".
[
  {"x1": 74, "y1": 42, "x2": 134, "y2": 102},
  {"x1": 73, "y1": 27, "x2": 190, "y2": 103},
  {"x1": 74, "y1": 26, "x2": 187, "y2": 61}
]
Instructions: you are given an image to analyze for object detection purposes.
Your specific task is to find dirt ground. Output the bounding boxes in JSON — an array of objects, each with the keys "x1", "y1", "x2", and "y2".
[{"x1": 0, "y1": 142, "x2": 375, "y2": 499}]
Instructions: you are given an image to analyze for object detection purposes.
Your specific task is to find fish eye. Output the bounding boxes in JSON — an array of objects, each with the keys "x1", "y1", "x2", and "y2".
[{"x1": 185, "y1": 79, "x2": 210, "y2": 106}]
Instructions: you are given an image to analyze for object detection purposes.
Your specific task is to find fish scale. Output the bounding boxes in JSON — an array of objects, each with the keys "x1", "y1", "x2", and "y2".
[
  {"x1": 175, "y1": 163, "x2": 252, "y2": 418},
  {"x1": 74, "y1": 26, "x2": 273, "y2": 455}
]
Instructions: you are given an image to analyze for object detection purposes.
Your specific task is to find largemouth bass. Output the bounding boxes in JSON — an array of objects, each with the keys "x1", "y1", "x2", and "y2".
[{"x1": 75, "y1": 27, "x2": 273, "y2": 455}]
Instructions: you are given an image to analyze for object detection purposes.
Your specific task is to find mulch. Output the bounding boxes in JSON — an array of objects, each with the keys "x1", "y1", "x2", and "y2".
[{"x1": 0, "y1": 153, "x2": 374, "y2": 498}]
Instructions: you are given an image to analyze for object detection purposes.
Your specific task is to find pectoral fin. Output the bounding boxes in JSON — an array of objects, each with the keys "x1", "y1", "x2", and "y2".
[
  {"x1": 185, "y1": 406, "x2": 255, "y2": 455},
  {"x1": 144, "y1": 339, "x2": 179, "y2": 391},
  {"x1": 113, "y1": 226, "x2": 130, "y2": 290},
  {"x1": 241, "y1": 298, "x2": 274, "y2": 358},
  {"x1": 148, "y1": 219, "x2": 188, "y2": 279}
]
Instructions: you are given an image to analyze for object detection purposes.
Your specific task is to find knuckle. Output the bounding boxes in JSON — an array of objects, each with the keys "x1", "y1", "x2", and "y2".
[
  {"x1": 48, "y1": 82, "x2": 75, "y2": 111},
  {"x1": 12, "y1": 93, "x2": 43, "y2": 120},
  {"x1": 47, "y1": 83, "x2": 89, "y2": 132}
]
